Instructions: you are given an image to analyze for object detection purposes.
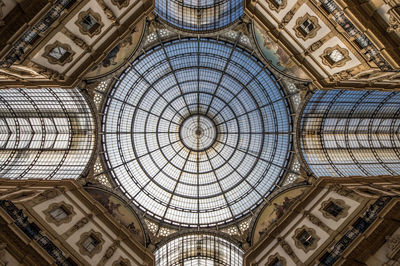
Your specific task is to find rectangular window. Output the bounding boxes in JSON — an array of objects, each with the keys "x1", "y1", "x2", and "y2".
[
  {"x1": 50, "y1": 207, "x2": 69, "y2": 221},
  {"x1": 299, "y1": 19, "x2": 315, "y2": 36},
  {"x1": 80, "y1": 15, "x2": 100, "y2": 33},
  {"x1": 49, "y1": 46, "x2": 71, "y2": 63},
  {"x1": 324, "y1": 201, "x2": 343, "y2": 217},
  {"x1": 82, "y1": 235, "x2": 99, "y2": 253},
  {"x1": 297, "y1": 230, "x2": 314, "y2": 247},
  {"x1": 328, "y1": 49, "x2": 345, "y2": 63}
]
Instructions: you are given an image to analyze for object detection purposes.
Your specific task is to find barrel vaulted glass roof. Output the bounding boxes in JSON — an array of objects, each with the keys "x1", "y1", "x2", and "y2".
[
  {"x1": 155, "y1": 234, "x2": 243, "y2": 265},
  {"x1": 155, "y1": 0, "x2": 243, "y2": 32},
  {"x1": 102, "y1": 38, "x2": 292, "y2": 227}
]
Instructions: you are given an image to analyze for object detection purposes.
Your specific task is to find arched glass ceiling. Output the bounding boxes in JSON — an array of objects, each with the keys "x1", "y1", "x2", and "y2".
[
  {"x1": 300, "y1": 90, "x2": 400, "y2": 177},
  {"x1": 155, "y1": 0, "x2": 243, "y2": 32},
  {"x1": 102, "y1": 38, "x2": 292, "y2": 227},
  {"x1": 155, "y1": 234, "x2": 243, "y2": 266},
  {"x1": 0, "y1": 88, "x2": 94, "y2": 179}
]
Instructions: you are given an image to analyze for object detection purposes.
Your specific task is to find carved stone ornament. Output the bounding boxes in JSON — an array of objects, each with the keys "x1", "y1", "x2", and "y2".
[
  {"x1": 387, "y1": 6, "x2": 400, "y2": 33},
  {"x1": 293, "y1": 225, "x2": 320, "y2": 253},
  {"x1": 111, "y1": 0, "x2": 130, "y2": 9},
  {"x1": 266, "y1": 253, "x2": 287, "y2": 266},
  {"x1": 277, "y1": 237, "x2": 302, "y2": 265},
  {"x1": 43, "y1": 201, "x2": 76, "y2": 226},
  {"x1": 75, "y1": 8, "x2": 104, "y2": 37},
  {"x1": 387, "y1": 234, "x2": 400, "y2": 251},
  {"x1": 61, "y1": 28, "x2": 90, "y2": 51},
  {"x1": 319, "y1": 198, "x2": 350, "y2": 222},
  {"x1": 63, "y1": 216, "x2": 90, "y2": 238},
  {"x1": 281, "y1": 10, "x2": 295, "y2": 26},
  {"x1": 43, "y1": 41, "x2": 75, "y2": 66},
  {"x1": 96, "y1": 0, "x2": 117, "y2": 24},
  {"x1": 266, "y1": 0, "x2": 287, "y2": 13},
  {"x1": 294, "y1": 13, "x2": 321, "y2": 41},
  {"x1": 26, "y1": 62, "x2": 64, "y2": 81},
  {"x1": 112, "y1": 257, "x2": 131, "y2": 266},
  {"x1": 308, "y1": 40, "x2": 323, "y2": 53},
  {"x1": 77, "y1": 229, "x2": 104, "y2": 258},
  {"x1": 304, "y1": 211, "x2": 333, "y2": 234},
  {"x1": 320, "y1": 45, "x2": 351, "y2": 68},
  {"x1": 99, "y1": 241, "x2": 120, "y2": 266}
]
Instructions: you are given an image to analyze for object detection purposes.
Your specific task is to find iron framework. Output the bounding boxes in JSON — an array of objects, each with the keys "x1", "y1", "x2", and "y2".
[
  {"x1": 155, "y1": 0, "x2": 243, "y2": 32},
  {"x1": 0, "y1": 88, "x2": 95, "y2": 179},
  {"x1": 101, "y1": 38, "x2": 292, "y2": 227},
  {"x1": 300, "y1": 90, "x2": 400, "y2": 177}
]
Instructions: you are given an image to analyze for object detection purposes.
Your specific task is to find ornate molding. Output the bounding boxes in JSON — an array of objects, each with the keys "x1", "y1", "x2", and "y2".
[
  {"x1": 266, "y1": 252, "x2": 287, "y2": 266},
  {"x1": 63, "y1": 216, "x2": 91, "y2": 238},
  {"x1": 77, "y1": 229, "x2": 104, "y2": 258},
  {"x1": 294, "y1": 13, "x2": 321, "y2": 41},
  {"x1": 387, "y1": 6, "x2": 400, "y2": 33},
  {"x1": 320, "y1": 45, "x2": 350, "y2": 68},
  {"x1": 277, "y1": 237, "x2": 302, "y2": 265},
  {"x1": 26, "y1": 62, "x2": 64, "y2": 81},
  {"x1": 75, "y1": 9, "x2": 104, "y2": 37},
  {"x1": 96, "y1": 0, "x2": 118, "y2": 24},
  {"x1": 99, "y1": 241, "x2": 120, "y2": 266},
  {"x1": 266, "y1": 0, "x2": 287, "y2": 13},
  {"x1": 281, "y1": 10, "x2": 295, "y2": 27},
  {"x1": 304, "y1": 211, "x2": 334, "y2": 234},
  {"x1": 319, "y1": 198, "x2": 350, "y2": 222},
  {"x1": 328, "y1": 184, "x2": 363, "y2": 202},
  {"x1": 43, "y1": 201, "x2": 76, "y2": 226},
  {"x1": 43, "y1": 41, "x2": 75, "y2": 66},
  {"x1": 293, "y1": 225, "x2": 320, "y2": 253},
  {"x1": 111, "y1": 0, "x2": 130, "y2": 9}
]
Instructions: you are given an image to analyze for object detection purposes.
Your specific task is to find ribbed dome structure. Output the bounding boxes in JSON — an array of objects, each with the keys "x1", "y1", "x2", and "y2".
[{"x1": 102, "y1": 38, "x2": 292, "y2": 227}]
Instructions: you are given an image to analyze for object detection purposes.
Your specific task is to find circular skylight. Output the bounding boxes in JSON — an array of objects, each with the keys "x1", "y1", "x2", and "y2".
[{"x1": 102, "y1": 38, "x2": 292, "y2": 227}]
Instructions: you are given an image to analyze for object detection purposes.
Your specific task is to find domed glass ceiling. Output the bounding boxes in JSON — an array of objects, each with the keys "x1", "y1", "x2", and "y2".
[
  {"x1": 155, "y1": 0, "x2": 243, "y2": 32},
  {"x1": 102, "y1": 38, "x2": 292, "y2": 227}
]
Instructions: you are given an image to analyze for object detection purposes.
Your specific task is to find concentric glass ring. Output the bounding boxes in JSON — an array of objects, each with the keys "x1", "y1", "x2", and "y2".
[
  {"x1": 180, "y1": 115, "x2": 217, "y2": 151},
  {"x1": 102, "y1": 38, "x2": 292, "y2": 227}
]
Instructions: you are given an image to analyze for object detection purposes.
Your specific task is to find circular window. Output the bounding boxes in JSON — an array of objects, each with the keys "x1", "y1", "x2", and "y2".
[{"x1": 102, "y1": 38, "x2": 292, "y2": 227}]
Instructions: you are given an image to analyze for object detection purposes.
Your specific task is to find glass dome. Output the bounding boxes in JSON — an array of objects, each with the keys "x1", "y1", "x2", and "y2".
[
  {"x1": 102, "y1": 38, "x2": 292, "y2": 227},
  {"x1": 155, "y1": 0, "x2": 243, "y2": 32}
]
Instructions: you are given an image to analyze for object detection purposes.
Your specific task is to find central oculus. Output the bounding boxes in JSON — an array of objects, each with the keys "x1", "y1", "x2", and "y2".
[{"x1": 180, "y1": 115, "x2": 217, "y2": 151}]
